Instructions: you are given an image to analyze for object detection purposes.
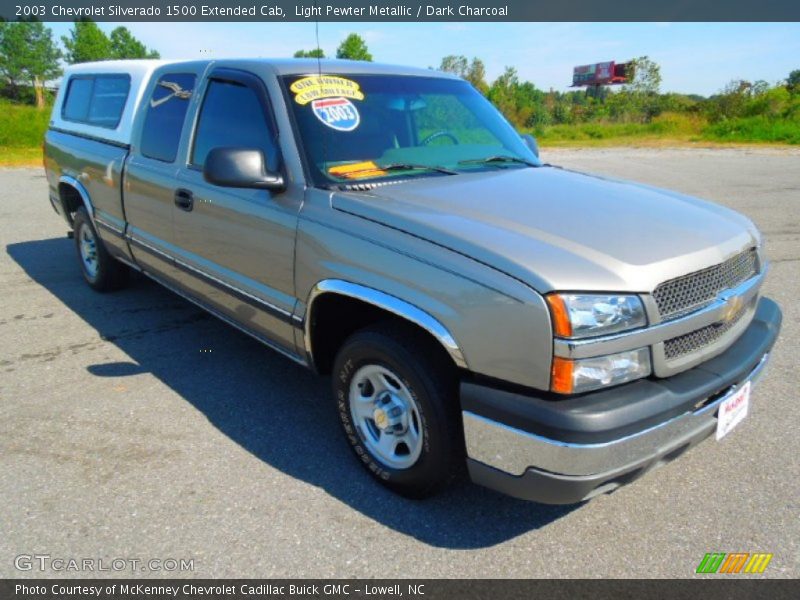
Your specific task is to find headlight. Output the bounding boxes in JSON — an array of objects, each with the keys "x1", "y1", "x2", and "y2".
[
  {"x1": 552, "y1": 348, "x2": 652, "y2": 394},
  {"x1": 546, "y1": 293, "x2": 646, "y2": 339}
]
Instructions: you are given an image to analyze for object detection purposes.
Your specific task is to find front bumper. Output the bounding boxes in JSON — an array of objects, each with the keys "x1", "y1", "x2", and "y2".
[{"x1": 462, "y1": 297, "x2": 782, "y2": 504}]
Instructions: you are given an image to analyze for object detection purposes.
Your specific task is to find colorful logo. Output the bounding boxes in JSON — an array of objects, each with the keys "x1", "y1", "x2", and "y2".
[
  {"x1": 290, "y1": 75, "x2": 364, "y2": 105},
  {"x1": 696, "y1": 552, "x2": 773, "y2": 574},
  {"x1": 311, "y1": 98, "x2": 360, "y2": 132}
]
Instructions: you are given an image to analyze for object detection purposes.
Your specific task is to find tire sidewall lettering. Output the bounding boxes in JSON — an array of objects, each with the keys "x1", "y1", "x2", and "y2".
[{"x1": 335, "y1": 356, "x2": 427, "y2": 482}]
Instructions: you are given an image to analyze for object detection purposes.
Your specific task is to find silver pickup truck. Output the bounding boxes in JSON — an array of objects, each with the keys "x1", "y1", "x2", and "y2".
[{"x1": 44, "y1": 58, "x2": 782, "y2": 504}]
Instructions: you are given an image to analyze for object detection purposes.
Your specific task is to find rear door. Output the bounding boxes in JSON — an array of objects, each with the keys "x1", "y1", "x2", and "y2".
[
  {"x1": 124, "y1": 70, "x2": 199, "y2": 281},
  {"x1": 171, "y1": 68, "x2": 302, "y2": 354}
]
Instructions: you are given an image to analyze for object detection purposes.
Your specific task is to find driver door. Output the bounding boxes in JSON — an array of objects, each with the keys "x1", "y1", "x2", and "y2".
[{"x1": 171, "y1": 69, "x2": 302, "y2": 354}]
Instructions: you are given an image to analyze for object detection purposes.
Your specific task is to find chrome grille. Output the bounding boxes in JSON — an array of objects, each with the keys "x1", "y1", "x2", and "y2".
[
  {"x1": 653, "y1": 248, "x2": 758, "y2": 320},
  {"x1": 663, "y1": 298, "x2": 753, "y2": 359}
]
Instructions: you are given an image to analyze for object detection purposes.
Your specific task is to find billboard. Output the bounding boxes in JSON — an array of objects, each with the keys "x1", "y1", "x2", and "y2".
[{"x1": 572, "y1": 61, "x2": 630, "y2": 86}]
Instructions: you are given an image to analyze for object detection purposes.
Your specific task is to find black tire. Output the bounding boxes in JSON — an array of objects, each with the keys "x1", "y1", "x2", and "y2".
[
  {"x1": 73, "y1": 207, "x2": 128, "y2": 292},
  {"x1": 332, "y1": 322, "x2": 465, "y2": 498}
]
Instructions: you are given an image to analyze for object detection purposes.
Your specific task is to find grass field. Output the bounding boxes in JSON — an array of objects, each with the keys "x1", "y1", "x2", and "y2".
[
  {"x1": 531, "y1": 113, "x2": 703, "y2": 144},
  {"x1": 1, "y1": 102, "x2": 798, "y2": 166},
  {"x1": 529, "y1": 112, "x2": 800, "y2": 147},
  {"x1": 0, "y1": 146, "x2": 43, "y2": 165},
  {"x1": 0, "y1": 100, "x2": 49, "y2": 166},
  {"x1": 702, "y1": 115, "x2": 800, "y2": 145}
]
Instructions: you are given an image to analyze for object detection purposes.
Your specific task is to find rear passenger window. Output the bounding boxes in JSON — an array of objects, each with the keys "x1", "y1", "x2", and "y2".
[
  {"x1": 191, "y1": 80, "x2": 278, "y2": 170},
  {"x1": 140, "y1": 73, "x2": 196, "y2": 163},
  {"x1": 62, "y1": 75, "x2": 130, "y2": 128}
]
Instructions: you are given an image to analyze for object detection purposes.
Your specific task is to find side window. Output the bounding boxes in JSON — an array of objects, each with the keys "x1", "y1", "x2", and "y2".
[
  {"x1": 62, "y1": 78, "x2": 93, "y2": 122},
  {"x1": 191, "y1": 79, "x2": 278, "y2": 171},
  {"x1": 62, "y1": 75, "x2": 130, "y2": 128},
  {"x1": 88, "y1": 76, "x2": 131, "y2": 127},
  {"x1": 140, "y1": 73, "x2": 196, "y2": 163}
]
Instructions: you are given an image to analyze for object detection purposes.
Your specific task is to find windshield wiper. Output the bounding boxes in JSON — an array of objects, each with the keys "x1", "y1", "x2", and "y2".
[
  {"x1": 335, "y1": 162, "x2": 458, "y2": 178},
  {"x1": 381, "y1": 163, "x2": 458, "y2": 175},
  {"x1": 458, "y1": 155, "x2": 539, "y2": 168}
]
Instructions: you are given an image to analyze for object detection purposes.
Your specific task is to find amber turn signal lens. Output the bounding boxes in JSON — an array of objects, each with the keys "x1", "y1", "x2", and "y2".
[
  {"x1": 550, "y1": 357, "x2": 574, "y2": 394},
  {"x1": 546, "y1": 294, "x2": 573, "y2": 337}
]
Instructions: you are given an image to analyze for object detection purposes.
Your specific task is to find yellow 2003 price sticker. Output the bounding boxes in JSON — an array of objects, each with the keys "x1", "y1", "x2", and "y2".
[{"x1": 291, "y1": 75, "x2": 365, "y2": 105}]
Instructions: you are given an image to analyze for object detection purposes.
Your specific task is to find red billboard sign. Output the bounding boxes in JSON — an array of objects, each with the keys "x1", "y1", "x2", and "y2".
[{"x1": 572, "y1": 61, "x2": 630, "y2": 86}]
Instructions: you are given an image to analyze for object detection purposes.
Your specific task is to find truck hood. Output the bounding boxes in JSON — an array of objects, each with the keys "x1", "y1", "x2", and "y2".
[{"x1": 331, "y1": 166, "x2": 759, "y2": 293}]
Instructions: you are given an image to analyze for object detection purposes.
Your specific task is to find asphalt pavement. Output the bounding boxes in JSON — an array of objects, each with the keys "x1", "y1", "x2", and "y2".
[{"x1": 1, "y1": 146, "x2": 798, "y2": 578}]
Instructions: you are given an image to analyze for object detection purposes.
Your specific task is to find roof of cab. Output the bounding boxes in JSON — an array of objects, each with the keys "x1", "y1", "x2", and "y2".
[
  {"x1": 61, "y1": 59, "x2": 169, "y2": 77},
  {"x1": 234, "y1": 58, "x2": 458, "y2": 79},
  {"x1": 62, "y1": 58, "x2": 455, "y2": 79}
]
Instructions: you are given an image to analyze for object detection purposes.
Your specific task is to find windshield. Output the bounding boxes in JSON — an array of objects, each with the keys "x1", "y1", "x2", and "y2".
[{"x1": 281, "y1": 74, "x2": 541, "y2": 186}]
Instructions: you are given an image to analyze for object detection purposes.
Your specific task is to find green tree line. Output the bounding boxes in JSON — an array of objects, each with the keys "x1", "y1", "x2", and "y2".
[
  {"x1": 437, "y1": 54, "x2": 800, "y2": 133},
  {"x1": 2, "y1": 22, "x2": 798, "y2": 145},
  {"x1": 294, "y1": 32, "x2": 373, "y2": 61}
]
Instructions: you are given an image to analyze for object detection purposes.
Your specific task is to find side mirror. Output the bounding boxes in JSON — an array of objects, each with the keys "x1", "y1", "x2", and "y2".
[
  {"x1": 203, "y1": 147, "x2": 284, "y2": 191},
  {"x1": 520, "y1": 133, "x2": 539, "y2": 158}
]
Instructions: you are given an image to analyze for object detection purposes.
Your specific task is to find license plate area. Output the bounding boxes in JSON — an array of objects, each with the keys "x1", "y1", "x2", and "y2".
[{"x1": 716, "y1": 380, "x2": 750, "y2": 440}]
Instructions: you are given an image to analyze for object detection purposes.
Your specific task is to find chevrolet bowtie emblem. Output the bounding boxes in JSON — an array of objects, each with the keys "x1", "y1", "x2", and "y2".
[{"x1": 721, "y1": 294, "x2": 745, "y2": 323}]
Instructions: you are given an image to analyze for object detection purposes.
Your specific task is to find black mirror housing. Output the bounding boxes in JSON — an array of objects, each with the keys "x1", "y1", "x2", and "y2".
[
  {"x1": 520, "y1": 133, "x2": 539, "y2": 158},
  {"x1": 203, "y1": 147, "x2": 284, "y2": 191}
]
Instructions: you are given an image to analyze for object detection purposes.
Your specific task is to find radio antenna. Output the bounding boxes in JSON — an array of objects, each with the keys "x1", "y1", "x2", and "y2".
[
  {"x1": 314, "y1": 0, "x2": 329, "y2": 176},
  {"x1": 315, "y1": 1, "x2": 322, "y2": 75}
]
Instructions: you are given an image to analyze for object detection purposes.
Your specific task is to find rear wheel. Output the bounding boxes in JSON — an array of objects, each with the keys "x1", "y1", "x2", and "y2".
[
  {"x1": 73, "y1": 208, "x2": 128, "y2": 292},
  {"x1": 332, "y1": 323, "x2": 464, "y2": 498}
]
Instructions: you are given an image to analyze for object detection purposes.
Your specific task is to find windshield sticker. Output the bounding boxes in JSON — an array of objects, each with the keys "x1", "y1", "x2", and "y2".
[
  {"x1": 329, "y1": 161, "x2": 387, "y2": 179},
  {"x1": 312, "y1": 97, "x2": 361, "y2": 132},
  {"x1": 291, "y1": 75, "x2": 364, "y2": 105}
]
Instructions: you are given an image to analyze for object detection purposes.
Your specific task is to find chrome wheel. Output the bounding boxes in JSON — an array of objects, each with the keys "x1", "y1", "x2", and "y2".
[
  {"x1": 78, "y1": 223, "x2": 98, "y2": 278},
  {"x1": 349, "y1": 364, "x2": 424, "y2": 470}
]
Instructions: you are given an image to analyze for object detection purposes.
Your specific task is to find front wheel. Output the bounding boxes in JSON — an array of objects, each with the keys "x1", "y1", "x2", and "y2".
[{"x1": 332, "y1": 323, "x2": 464, "y2": 498}]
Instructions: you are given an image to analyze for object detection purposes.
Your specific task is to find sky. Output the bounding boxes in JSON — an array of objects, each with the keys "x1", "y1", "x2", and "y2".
[{"x1": 45, "y1": 21, "x2": 800, "y2": 96}]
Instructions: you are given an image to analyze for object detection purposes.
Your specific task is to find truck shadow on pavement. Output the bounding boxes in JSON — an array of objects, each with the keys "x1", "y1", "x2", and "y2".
[{"x1": 7, "y1": 237, "x2": 578, "y2": 549}]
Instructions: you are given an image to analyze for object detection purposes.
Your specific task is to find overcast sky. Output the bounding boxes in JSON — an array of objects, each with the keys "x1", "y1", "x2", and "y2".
[{"x1": 45, "y1": 21, "x2": 800, "y2": 96}]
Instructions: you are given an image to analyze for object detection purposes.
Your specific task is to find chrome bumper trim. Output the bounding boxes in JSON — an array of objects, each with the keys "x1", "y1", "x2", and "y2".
[
  {"x1": 553, "y1": 270, "x2": 765, "y2": 360},
  {"x1": 463, "y1": 353, "x2": 769, "y2": 477}
]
